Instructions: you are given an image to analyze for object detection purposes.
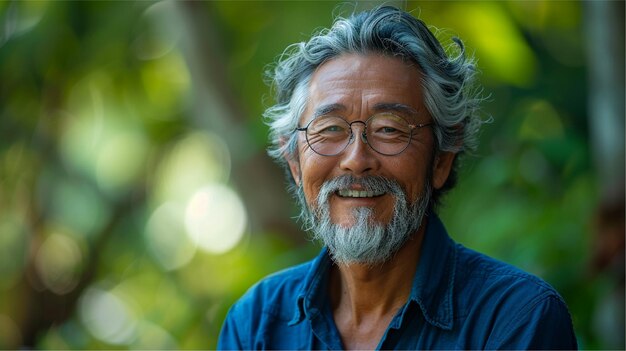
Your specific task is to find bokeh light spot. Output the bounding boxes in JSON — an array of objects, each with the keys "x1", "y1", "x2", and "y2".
[
  {"x1": 79, "y1": 287, "x2": 137, "y2": 345},
  {"x1": 34, "y1": 232, "x2": 83, "y2": 295},
  {"x1": 152, "y1": 131, "x2": 231, "y2": 205},
  {"x1": 131, "y1": 321, "x2": 178, "y2": 349},
  {"x1": 60, "y1": 85, "x2": 106, "y2": 181},
  {"x1": 95, "y1": 130, "x2": 150, "y2": 196},
  {"x1": 145, "y1": 202, "x2": 196, "y2": 270},
  {"x1": 133, "y1": 0, "x2": 182, "y2": 60},
  {"x1": 184, "y1": 184, "x2": 247, "y2": 254},
  {"x1": 1, "y1": 1, "x2": 48, "y2": 46}
]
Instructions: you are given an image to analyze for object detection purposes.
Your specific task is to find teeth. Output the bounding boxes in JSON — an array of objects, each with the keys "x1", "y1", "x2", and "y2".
[{"x1": 337, "y1": 189, "x2": 384, "y2": 198}]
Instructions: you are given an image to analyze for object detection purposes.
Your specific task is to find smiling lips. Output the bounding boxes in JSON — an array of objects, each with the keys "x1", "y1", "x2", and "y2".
[{"x1": 337, "y1": 189, "x2": 386, "y2": 198}]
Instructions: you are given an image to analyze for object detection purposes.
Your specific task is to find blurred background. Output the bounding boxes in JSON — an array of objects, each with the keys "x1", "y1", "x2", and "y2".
[{"x1": 0, "y1": 0, "x2": 624, "y2": 349}]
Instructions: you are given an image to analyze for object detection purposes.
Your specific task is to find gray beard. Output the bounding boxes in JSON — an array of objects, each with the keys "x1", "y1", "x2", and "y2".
[{"x1": 296, "y1": 174, "x2": 431, "y2": 266}]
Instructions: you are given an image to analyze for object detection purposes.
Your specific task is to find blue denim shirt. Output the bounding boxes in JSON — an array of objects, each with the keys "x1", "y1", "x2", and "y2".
[{"x1": 218, "y1": 214, "x2": 577, "y2": 350}]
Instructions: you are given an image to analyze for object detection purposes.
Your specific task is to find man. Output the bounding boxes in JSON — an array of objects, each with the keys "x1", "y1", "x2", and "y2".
[{"x1": 218, "y1": 6, "x2": 577, "y2": 350}]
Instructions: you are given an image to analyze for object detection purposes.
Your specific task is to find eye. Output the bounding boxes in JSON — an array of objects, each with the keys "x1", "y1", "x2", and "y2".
[
  {"x1": 373, "y1": 125, "x2": 402, "y2": 135},
  {"x1": 310, "y1": 118, "x2": 348, "y2": 135},
  {"x1": 380, "y1": 126, "x2": 398, "y2": 134},
  {"x1": 323, "y1": 125, "x2": 345, "y2": 133},
  {"x1": 368, "y1": 113, "x2": 411, "y2": 137}
]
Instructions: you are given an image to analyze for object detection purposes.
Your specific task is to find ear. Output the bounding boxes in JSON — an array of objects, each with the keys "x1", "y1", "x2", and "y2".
[
  {"x1": 281, "y1": 134, "x2": 302, "y2": 186},
  {"x1": 287, "y1": 157, "x2": 301, "y2": 187},
  {"x1": 432, "y1": 151, "x2": 456, "y2": 190}
]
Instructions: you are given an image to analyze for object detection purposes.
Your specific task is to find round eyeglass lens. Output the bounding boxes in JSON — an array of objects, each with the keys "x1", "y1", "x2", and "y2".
[
  {"x1": 306, "y1": 116, "x2": 351, "y2": 156},
  {"x1": 366, "y1": 113, "x2": 413, "y2": 155}
]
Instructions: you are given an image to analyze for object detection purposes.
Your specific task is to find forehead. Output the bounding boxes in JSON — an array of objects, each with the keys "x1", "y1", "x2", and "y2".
[{"x1": 306, "y1": 53, "x2": 425, "y2": 117}]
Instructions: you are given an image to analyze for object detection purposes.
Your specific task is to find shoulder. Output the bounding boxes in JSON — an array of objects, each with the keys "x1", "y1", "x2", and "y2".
[
  {"x1": 227, "y1": 258, "x2": 315, "y2": 326},
  {"x1": 218, "y1": 260, "x2": 315, "y2": 350},
  {"x1": 455, "y1": 243, "x2": 560, "y2": 300},
  {"x1": 453, "y1": 244, "x2": 577, "y2": 349}
]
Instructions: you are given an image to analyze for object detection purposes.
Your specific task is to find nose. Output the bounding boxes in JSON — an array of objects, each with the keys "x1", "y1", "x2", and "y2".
[{"x1": 339, "y1": 122, "x2": 380, "y2": 175}]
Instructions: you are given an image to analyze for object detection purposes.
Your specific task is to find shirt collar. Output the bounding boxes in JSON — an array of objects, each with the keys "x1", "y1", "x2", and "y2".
[{"x1": 289, "y1": 213, "x2": 457, "y2": 330}]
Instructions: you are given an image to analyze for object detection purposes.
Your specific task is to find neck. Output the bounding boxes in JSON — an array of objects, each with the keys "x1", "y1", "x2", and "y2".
[{"x1": 329, "y1": 218, "x2": 427, "y2": 324}]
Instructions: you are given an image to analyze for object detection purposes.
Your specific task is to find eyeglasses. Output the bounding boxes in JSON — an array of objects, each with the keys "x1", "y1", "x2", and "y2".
[{"x1": 295, "y1": 113, "x2": 432, "y2": 156}]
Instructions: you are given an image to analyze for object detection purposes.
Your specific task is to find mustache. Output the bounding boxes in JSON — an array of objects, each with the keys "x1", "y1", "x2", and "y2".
[{"x1": 316, "y1": 174, "x2": 405, "y2": 206}]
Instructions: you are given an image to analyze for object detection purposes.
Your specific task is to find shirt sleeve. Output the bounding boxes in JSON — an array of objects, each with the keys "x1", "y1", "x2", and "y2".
[
  {"x1": 217, "y1": 303, "x2": 247, "y2": 350},
  {"x1": 486, "y1": 293, "x2": 578, "y2": 350}
]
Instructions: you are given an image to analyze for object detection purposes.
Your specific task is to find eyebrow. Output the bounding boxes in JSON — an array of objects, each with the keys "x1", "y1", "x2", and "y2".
[
  {"x1": 310, "y1": 102, "x2": 420, "y2": 119},
  {"x1": 312, "y1": 103, "x2": 347, "y2": 119},
  {"x1": 372, "y1": 102, "x2": 420, "y2": 118}
]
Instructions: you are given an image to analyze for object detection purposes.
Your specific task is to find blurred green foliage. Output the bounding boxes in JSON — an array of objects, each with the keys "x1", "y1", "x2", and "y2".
[{"x1": 0, "y1": 1, "x2": 623, "y2": 349}]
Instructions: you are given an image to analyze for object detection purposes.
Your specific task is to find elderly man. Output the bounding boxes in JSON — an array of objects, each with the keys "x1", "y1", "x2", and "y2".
[{"x1": 218, "y1": 6, "x2": 577, "y2": 350}]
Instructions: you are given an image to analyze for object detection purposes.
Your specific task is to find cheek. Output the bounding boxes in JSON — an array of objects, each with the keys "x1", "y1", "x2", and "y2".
[
  {"x1": 299, "y1": 158, "x2": 330, "y2": 205},
  {"x1": 385, "y1": 158, "x2": 433, "y2": 202}
]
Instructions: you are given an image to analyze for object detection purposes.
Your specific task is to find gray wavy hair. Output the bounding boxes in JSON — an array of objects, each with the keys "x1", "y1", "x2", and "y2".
[{"x1": 264, "y1": 5, "x2": 486, "y2": 206}]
